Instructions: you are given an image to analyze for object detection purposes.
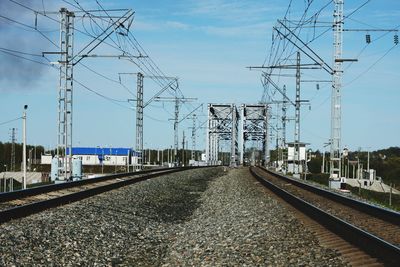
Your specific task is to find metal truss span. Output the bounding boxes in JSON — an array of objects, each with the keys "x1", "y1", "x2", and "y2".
[
  {"x1": 206, "y1": 104, "x2": 240, "y2": 167},
  {"x1": 241, "y1": 104, "x2": 269, "y2": 166},
  {"x1": 206, "y1": 103, "x2": 268, "y2": 167}
]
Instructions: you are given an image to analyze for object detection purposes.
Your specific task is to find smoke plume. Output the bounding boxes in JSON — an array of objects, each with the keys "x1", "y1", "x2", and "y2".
[{"x1": 0, "y1": 0, "x2": 57, "y2": 89}]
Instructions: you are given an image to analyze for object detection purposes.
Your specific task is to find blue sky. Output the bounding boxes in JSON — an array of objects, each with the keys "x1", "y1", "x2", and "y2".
[{"x1": 0, "y1": 0, "x2": 399, "y2": 153}]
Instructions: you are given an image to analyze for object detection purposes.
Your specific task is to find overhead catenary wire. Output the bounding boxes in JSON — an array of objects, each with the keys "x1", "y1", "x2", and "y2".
[
  {"x1": 8, "y1": 0, "x2": 184, "y2": 103},
  {"x1": 3, "y1": 0, "x2": 205, "y2": 130},
  {"x1": 0, "y1": 117, "x2": 22, "y2": 127},
  {"x1": 344, "y1": 44, "x2": 398, "y2": 87},
  {"x1": 0, "y1": 13, "x2": 59, "y2": 48},
  {"x1": 258, "y1": 0, "x2": 391, "y2": 153}
]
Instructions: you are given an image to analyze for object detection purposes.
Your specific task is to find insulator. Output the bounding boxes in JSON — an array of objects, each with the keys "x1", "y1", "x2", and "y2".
[
  {"x1": 316, "y1": 83, "x2": 320, "y2": 90},
  {"x1": 366, "y1": 34, "x2": 371, "y2": 44},
  {"x1": 395, "y1": 34, "x2": 399, "y2": 45}
]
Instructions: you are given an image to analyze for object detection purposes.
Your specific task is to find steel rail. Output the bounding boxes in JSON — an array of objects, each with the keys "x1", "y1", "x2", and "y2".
[
  {"x1": 259, "y1": 166, "x2": 400, "y2": 226},
  {"x1": 0, "y1": 167, "x2": 176, "y2": 203},
  {"x1": 0, "y1": 166, "x2": 211, "y2": 224},
  {"x1": 250, "y1": 167, "x2": 400, "y2": 266}
]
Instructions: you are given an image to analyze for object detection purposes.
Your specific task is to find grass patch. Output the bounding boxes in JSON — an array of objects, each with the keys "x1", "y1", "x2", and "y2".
[
  {"x1": 0, "y1": 179, "x2": 52, "y2": 192},
  {"x1": 306, "y1": 173, "x2": 399, "y2": 211},
  {"x1": 346, "y1": 185, "x2": 400, "y2": 211}
]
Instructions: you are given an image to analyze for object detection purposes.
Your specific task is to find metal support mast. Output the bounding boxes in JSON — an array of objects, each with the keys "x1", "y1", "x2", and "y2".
[
  {"x1": 136, "y1": 72, "x2": 144, "y2": 170},
  {"x1": 191, "y1": 114, "x2": 196, "y2": 160},
  {"x1": 231, "y1": 104, "x2": 239, "y2": 167},
  {"x1": 206, "y1": 107, "x2": 218, "y2": 165},
  {"x1": 281, "y1": 85, "x2": 287, "y2": 167},
  {"x1": 174, "y1": 97, "x2": 179, "y2": 165},
  {"x1": 294, "y1": 51, "x2": 301, "y2": 174},
  {"x1": 182, "y1": 130, "x2": 185, "y2": 165},
  {"x1": 22, "y1": 105, "x2": 27, "y2": 189},
  {"x1": 282, "y1": 85, "x2": 287, "y2": 147},
  {"x1": 330, "y1": 0, "x2": 344, "y2": 181},
  {"x1": 57, "y1": 8, "x2": 74, "y2": 181},
  {"x1": 263, "y1": 105, "x2": 269, "y2": 166},
  {"x1": 154, "y1": 95, "x2": 194, "y2": 166},
  {"x1": 10, "y1": 128, "x2": 16, "y2": 172}
]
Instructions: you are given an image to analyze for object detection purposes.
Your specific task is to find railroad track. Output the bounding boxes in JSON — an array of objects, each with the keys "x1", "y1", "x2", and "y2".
[
  {"x1": 0, "y1": 166, "x2": 208, "y2": 224},
  {"x1": 250, "y1": 166, "x2": 400, "y2": 267}
]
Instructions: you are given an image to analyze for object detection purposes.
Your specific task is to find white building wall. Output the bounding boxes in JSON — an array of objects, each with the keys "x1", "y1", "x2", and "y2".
[
  {"x1": 288, "y1": 147, "x2": 294, "y2": 161},
  {"x1": 102, "y1": 155, "x2": 127, "y2": 166},
  {"x1": 299, "y1": 147, "x2": 306, "y2": 161},
  {"x1": 41, "y1": 155, "x2": 52, "y2": 164},
  {"x1": 42, "y1": 154, "x2": 140, "y2": 167},
  {"x1": 76, "y1": 155, "x2": 99, "y2": 165}
]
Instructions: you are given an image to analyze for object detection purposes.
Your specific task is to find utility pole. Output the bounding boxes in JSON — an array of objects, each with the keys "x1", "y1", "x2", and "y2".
[
  {"x1": 41, "y1": 8, "x2": 134, "y2": 180},
  {"x1": 122, "y1": 73, "x2": 177, "y2": 170},
  {"x1": 281, "y1": 85, "x2": 287, "y2": 169},
  {"x1": 155, "y1": 96, "x2": 196, "y2": 165},
  {"x1": 294, "y1": 51, "x2": 301, "y2": 175},
  {"x1": 263, "y1": 105, "x2": 269, "y2": 167},
  {"x1": 57, "y1": 8, "x2": 74, "y2": 181},
  {"x1": 136, "y1": 72, "x2": 144, "y2": 170},
  {"x1": 22, "y1": 105, "x2": 27, "y2": 189},
  {"x1": 191, "y1": 114, "x2": 196, "y2": 160},
  {"x1": 231, "y1": 104, "x2": 239, "y2": 167},
  {"x1": 10, "y1": 128, "x2": 16, "y2": 172},
  {"x1": 174, "y1": 97, "x2": 179, "y2": 165},
  {"x1": 329, "y1": 0, "x2": 344, "y2": 183},
  {"x1": 182, "y1": 130, "x2": 185, "y2": 166},
  {"x1": 282, "y1": 85, "x2": 287, "y2": 147}
]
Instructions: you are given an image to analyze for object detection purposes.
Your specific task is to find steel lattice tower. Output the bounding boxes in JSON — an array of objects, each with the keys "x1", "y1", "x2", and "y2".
[
  {"x1": 10, "y1": 128, "x2": 16, "y2": 172},
  {"x1": 294, "y1": 52, "x2": 301, "y2": 174},
  {"x1": 281, "y1": 85, "x2": 287, "y2": 150},
  {"x1": 330, "y1": 0, "x2": 344, "y2": 180},
  {"x1": 191, "y1": 114, "x2": 196, "y2": 160},
  {"x1": 174, "y1": 97, "x2": 179, "y2": 164},
  {"x1": 136, "y1": 72, "x2": 144, "y2": 170},
  {"x1": 57, "y1": 8, "x2": 74, "y2": 180}
]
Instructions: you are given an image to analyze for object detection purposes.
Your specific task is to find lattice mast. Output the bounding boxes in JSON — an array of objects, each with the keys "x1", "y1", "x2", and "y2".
[
  {"x1": 174, "y1": 97, "x2": 179, "y2": 163},
  {"x1": 263, "y1": 105, "x2": 269, "y2": 166},
  {"x1": 136, "y1": 73, "x2": 144, "y2": 170},
  {"x1": 230, "y1": 104, "x2": 239, "y2": 167},
  {"x1": 10, "y1": 128, "x2": 16, "y2": 172},
  {"x1": 330, "y1": 0, "x2": 344, "y2": 179},
  {"x1": 191, "y1": 114, "x2": 196, "y2": 160},
  {"x1": 294, "y1": 51, "x2": 301, "y2": 174},
  {"x1": 57, "y1": 8, "x2": 74, "y2": 180},
  {"x1": 280, "y1": 85, "x2": 287, "y2": 165}
]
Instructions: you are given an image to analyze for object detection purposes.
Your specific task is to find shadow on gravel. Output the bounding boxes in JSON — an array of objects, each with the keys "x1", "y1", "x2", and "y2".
[{"x1": 138, "y1": 168, "x2": 224, "y2": 223}]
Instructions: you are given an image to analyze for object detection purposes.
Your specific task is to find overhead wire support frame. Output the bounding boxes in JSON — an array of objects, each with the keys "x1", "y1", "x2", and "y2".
[{"x1": 274, "y1": 20, "x2": 334, "y2": 75}]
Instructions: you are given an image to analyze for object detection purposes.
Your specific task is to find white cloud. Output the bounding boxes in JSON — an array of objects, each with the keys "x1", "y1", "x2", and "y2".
[
  {"x1": 180, "y1": 0, "x2": 283, "y2": 23},
  {"x1": 133, "y1": 20, "x2": 160, "y2": 31},
  {"x1": 165, "y1": 21, "x2": 190, "y2": 30},
  {"x1": 200, "y1": 21, "x2": 273, "y2": 38}
]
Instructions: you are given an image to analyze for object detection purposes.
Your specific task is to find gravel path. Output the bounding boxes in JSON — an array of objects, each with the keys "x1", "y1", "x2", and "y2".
[{"x1": 0, "y1": 167, "x2": 346, "y2": 266}]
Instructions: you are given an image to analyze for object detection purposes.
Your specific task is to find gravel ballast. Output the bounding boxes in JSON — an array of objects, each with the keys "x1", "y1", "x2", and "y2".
[{"x1": 0, "y1": 167, "x2": 346, "y2": 266}]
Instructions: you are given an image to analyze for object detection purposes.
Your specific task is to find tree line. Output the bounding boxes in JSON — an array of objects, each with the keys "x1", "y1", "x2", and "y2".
[
  {"x1": 307, "y1": 147, "x2": 400, "y2": 186},
  {"x1": 0, "y1": 142, "x2": 45, "y2": 171}
]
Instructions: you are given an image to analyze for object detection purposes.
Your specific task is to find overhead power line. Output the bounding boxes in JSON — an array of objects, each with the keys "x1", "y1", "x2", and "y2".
[{"x1": 0, "y1": 117, "x2": 22, "y2": 127}]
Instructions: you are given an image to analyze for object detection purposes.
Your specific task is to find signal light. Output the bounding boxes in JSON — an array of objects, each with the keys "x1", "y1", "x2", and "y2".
[{"x1": 366, "y1": 34, "x2": 371, "y2": 44}]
